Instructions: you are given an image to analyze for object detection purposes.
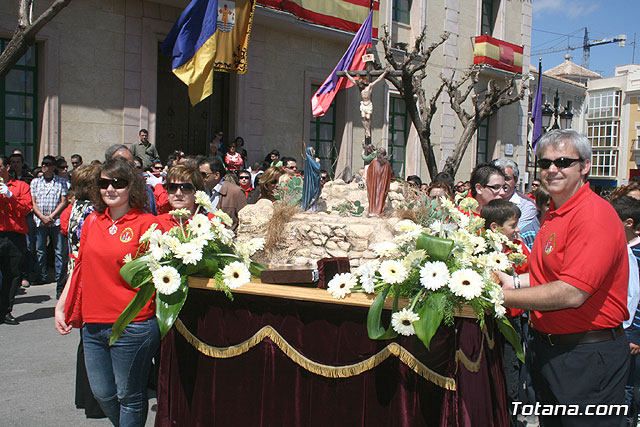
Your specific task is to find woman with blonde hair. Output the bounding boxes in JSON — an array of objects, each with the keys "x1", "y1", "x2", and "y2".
[{"x1": 258, "y1": 167, "x2": 285, "y2": 202}]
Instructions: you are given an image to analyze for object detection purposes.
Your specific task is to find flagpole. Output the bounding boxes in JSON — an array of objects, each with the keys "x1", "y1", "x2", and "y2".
[{"x1": 533, "y1": 58, "x2": 542, "y2": 181}]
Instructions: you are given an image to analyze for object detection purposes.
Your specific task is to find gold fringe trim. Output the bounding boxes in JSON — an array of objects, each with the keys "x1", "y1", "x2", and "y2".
[
  {"x1": 174, "y1": 319, "x2": 457, "y2": 391},
  {"x1": 454, "y1": 324, "x2": 496, "y2": 373}
]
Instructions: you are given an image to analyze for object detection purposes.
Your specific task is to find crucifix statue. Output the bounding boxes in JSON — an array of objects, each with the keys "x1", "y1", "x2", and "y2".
[{"x1": 344, "y1": 68, "x2": 389, "y2": 141}]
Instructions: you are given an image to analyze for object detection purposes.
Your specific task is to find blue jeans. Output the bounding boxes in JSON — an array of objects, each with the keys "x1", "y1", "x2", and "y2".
[
  {"x1": 83, "y1": 318, "x2": 160, "y2": 427},
  {"x1": 34, "y1": 224, "x2": 67, "y2": 283}
]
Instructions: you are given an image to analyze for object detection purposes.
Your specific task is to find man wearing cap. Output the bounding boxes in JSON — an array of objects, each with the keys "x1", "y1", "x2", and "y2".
[{"x1": 499, "y1": 130, "x2": 629, "y2": 426}]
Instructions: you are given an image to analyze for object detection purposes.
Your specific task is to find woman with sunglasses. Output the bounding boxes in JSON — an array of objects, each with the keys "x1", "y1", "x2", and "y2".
[
  {"x1": 155, "y1": 165, "x2": 206, "y2": 229},
  {"x1": 258, "y1": 167, "x2": 284, "y2": 202},
  {"x1": 55, "y1": 158, "x2": 160, "y2": 427}
]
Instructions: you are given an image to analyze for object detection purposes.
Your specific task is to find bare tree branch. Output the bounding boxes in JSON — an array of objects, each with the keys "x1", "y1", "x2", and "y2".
[{"x1": 0, "y1": 0, "x2": 73, "y2": 80}]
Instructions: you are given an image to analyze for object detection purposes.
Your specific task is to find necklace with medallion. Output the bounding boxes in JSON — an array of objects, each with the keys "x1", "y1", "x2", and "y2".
[{"x1": 109, "y1": 218, "x2": 121, "y2": 235}]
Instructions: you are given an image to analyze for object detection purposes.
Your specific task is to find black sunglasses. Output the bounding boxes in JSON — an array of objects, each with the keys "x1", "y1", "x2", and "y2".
[
  {"x1": 531, "y1": 183, "x2": 540, "y2": 187},
  {"x1": 166, "y1": 182, "x2": 196, "y2": 194},
  {"x1": 98, "y1": 177, "x2": 129, "y2": 190},
  {"x1": 71, "y1": 161, "x2": 81, "y2": 166},
  {"x1": 537, "y1": 157, "x2": 583, "y2": 170},
  {"x1": 484, "y1": 184, "x2": 508, "y2": 192},
  {"x1": 238, "y1": 176, "x2": 250, "y2": 180},
  {"x1": 42, "y1": 162, "x2": 54, "y2": 167}
]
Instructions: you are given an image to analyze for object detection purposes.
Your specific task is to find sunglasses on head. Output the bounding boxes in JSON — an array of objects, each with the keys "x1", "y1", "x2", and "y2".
[
  {"x1": 537, "y1": 157, "x2": 582, "y2": 170},
  {"x1": 98, "y1": 177, "x2": 129, "y2": 190},
  {"x1": 166, "y1": 182, "x2": 196, "y2": 194}
]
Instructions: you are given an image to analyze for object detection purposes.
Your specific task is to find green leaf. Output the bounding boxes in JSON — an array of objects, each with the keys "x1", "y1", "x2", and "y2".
[
  {"x1": 249, "y1": 261, "x2": 266, "y2": 277},
  {"x1": 416, "y1": 233, "x2": 454, "y2": 261},
  {"x1": 155, "y1": 278, "x2": 189, "y2": 338},
  {"x1": 495, "y1": 316, "x2": 525, "y2": 363},
  {"x1": 109, "y1": 282, "x2": 155, "y2": 345},
  {"x1": 184, "y1": 257, "x2": 219, "y2": 277},
  {"x1": 413, "y1": 292, "x2": 446, "y2": 350},
  {"x1": 120, "y1": 256, "x2": 152, "y2": 288},
  {"x1": 366, "y1": 284, "x2": 399, "y2": 340}
]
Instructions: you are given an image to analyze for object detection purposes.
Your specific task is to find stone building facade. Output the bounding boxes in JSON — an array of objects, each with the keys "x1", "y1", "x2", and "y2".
[{"x1": 0, "y1": 0, "x2": 532, "y2": 183}]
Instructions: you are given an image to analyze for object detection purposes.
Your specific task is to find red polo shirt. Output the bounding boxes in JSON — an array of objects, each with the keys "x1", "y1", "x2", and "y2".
[
  {"x1": 529, "y1": 183, "x2": 629, "y2": 334},
  {"x1": 78, "y1": 208, "x2": 158, "y2": 323},
  {"x1": 0, "y1": 179, "x2": 32, "y2": 234}
]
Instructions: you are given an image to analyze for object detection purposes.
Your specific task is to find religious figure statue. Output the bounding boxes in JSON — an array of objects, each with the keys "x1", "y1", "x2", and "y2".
[
  {"x1": 366, "y1": 148, "x2": 393, "y2": 216},
  {"x1": 345, "y1": 69, "x2": 389, "y2": 139},
  {"x1": 301, "y1": 146, "x2": 321, "y2": 211},
  {"x1": 360, "y1": 143, "x2": 377, "y2": 186}
]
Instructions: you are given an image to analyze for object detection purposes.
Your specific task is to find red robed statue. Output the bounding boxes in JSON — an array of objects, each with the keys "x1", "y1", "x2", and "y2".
[{"x1": 366, "y1": 148, "x2": 393, "y2": 216}]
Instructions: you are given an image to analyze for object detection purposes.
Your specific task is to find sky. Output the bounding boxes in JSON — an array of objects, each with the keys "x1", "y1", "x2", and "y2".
[{"x1": 531, "y1": 0, "x2": 640, "y2": 77}]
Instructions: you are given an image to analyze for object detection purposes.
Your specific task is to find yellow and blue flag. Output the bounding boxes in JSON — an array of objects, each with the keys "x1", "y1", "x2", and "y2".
[{"x1": 162, "y1": 0, "x2": 256, "y2": 105}]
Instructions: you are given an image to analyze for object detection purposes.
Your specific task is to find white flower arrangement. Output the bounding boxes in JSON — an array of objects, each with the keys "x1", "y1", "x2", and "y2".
[
  {"x1": 324, "y1": 196, "x2": 525, "y2": 355},
  {"x1": 111, "y1": 198, "x2": 265, "y2": 345}
]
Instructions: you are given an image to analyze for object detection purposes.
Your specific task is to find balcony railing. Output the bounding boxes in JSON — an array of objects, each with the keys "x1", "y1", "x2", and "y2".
[{"x1": 473, "y1": 35, "x2": 524, "y2": 74}]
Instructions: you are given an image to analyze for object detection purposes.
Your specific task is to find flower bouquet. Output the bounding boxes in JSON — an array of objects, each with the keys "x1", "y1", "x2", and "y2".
[
  {"x1": 325, "y1": 197, "x2": 525, "y2": 360},
  {"x1": 110, "y1": 191, "x2": 265, "y2": 345}
]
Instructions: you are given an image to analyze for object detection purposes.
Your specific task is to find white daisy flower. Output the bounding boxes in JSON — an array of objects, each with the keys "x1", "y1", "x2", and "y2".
[
  {"x1": 459, "y1": 197, "x2": 479, "y2": 214},
  {"x1": 152, "y1": 266, "x2": 181, "y2": 295},
  {"x1": 194, "y1": 190, "x2": 213, "y2": 211},
  {"x1": 327, "y1": 273, "x2": 357, "y2": 299},
  {"x1": 213, "y1": 210, "x2": 233, "y2": 227},
  {"x1": 379, "y1": 260, "x2": 408, "y2": 284},
  {"x1": 222, "y1": 261, "x2": 251, "y2": 289},
  {"x1": 494, "y1": 304, "x2": 506, "y2": 318},
  {"x1": 122, "y1": 253, "x2": 133, "y2": 264},
  {"x1": 217, "y1": 226, "x2": 235, "y2": 245},
  {"x1": 147, "y1": 229, "x2": 164, "y2": 247},
  {"x1": 245, "y1": 238, "x2": 265, "y2": 255},
  {"x1": 448, "y1": 269, "x2": 484, "y2": 300},
  {"x1": 402, "y1": 250, "x2": 427, "y2": 269},
  {"x1": 372, "y1": 241, "x2": 399, "y2": 258},
  {"x1": 439, "y1": 196, "x2": 457, "y2": 213},
  {"x1": 485, "y1": 252, "x2": 511, "y2": 272},
  {"x1": 391, "y1": 308, "x2": 420, "y2": 336},
  {"x1": 169, "y1": 208, "x2": 192, "y2": 217},
  {"x1": 187, "y1": 214, "x2": 213, "y2": 238},
  {"x1": 468, "y1": 216, "x2": 486, "y2": 234},
  {"x1": 508, "y1": 252, "x2": 527, "y2": 266},
  {"x1": 163, "y1": 235, "x2": 182, "y2": 252},
  {"x1": 139, "y1": 223, "x2": 158, "y2": 243},
  {"x1": 488, "y1": 285, "x2": 504, "y2": 306},
  {"x1": 174, "y1": 242, "x2": 203, "y2": 265},
  {"x1": 149, "y1": 242, "x2": 169, "y2": 261},
  {"x1": 395, "y1": 220, "x2": 423, "y2": 235},
  {"x1": 419, "y1": 261, "x2": 450, "y2": 291},
  {"x1": 355, "y1": 261, "x2": 379, "y2": 293},
  {"x1": 470, "y1": 235, "x2": 487, "y2": 254}
]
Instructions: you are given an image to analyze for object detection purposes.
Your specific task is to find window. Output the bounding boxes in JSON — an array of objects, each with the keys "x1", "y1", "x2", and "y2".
[
  {"x1": 590, "y1": 150, "x2": 618, "y2": 178},
  {"x1": 393, "y1": 0, "x2": 411, "y2": 24},
  {"x1": 587, "y1": 120, "x2": 619, "y2": 148},
  {"x1": 388, "y1": 96, "x2": 408, "y2": 177},
  {"x1": 476, "y1": 118, "x2": 489, "y2": 164},
  {"x1": 310, "y1": 84, "x2": 336, "y2": 175},
  {"x1": 481, "y1": 0, "x2": 495, "y2": 35},
  {"x1": 1, "y1": 40, "x2": 37, "y2": 166},
  {"x1": 587, "y1": 90, "x2": 621, "y2": 119}
]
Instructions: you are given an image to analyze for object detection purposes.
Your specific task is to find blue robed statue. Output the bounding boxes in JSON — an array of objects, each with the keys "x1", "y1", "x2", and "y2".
[{"x1": 301, "y1": 146, "x2": 321, "y2": 211}]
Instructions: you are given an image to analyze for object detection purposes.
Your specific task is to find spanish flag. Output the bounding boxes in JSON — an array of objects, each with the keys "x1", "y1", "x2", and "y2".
[{"x1": 162, "y1": 0, "x2": 257, "y2": 106}]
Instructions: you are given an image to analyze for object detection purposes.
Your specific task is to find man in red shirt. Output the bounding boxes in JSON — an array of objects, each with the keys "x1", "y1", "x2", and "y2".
[
  {"x1": 0, "y1": 156, "x2": 33, "y2": 324},
  {"x1": 499, "y1": 130, "x2": 629, "y2": 426}
]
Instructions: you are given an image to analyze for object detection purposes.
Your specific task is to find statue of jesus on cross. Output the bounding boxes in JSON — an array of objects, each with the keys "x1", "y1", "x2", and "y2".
[{"x1": 344, "y1": 68, "x2": 389, "y2": 139}]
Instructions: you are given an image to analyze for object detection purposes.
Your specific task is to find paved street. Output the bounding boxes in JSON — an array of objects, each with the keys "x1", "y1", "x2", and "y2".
[{"x1": 0, "y1": 283, "x2": 156, "y2": 427}]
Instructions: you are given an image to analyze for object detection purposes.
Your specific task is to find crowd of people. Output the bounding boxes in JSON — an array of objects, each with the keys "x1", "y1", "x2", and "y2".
[{"x1": 2, "y1": 128, "x2": 640, "y2": 425}]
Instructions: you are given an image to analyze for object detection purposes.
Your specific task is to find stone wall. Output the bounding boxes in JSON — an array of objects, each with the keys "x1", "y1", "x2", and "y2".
[{"x1": 237, "y1": 179, "x2": 411, "y2": 268}]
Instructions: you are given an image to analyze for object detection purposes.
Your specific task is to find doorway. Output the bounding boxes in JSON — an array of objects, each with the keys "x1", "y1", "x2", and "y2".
[{"x1": 156, "y1": 44, "x2": 229, "y2": 160}]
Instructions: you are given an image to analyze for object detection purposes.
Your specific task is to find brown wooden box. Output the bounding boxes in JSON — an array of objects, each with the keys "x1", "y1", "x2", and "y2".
[{"x1": 260, "y1": 267, "x2": 318, "y2": 285}]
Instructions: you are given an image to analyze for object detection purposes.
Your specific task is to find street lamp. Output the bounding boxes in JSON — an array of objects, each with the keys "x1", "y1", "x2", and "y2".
[
  {"x1": 559, "y1": 107, "x2": 573, "y2": 130},
  {"x1": 541, "y1": 103, "x2": 555, "y2": 129}
]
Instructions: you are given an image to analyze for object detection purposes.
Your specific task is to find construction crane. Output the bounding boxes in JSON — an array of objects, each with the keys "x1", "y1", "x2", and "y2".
[{"x1": 531, "y1": 28, "x2": 626, "y2": 69}]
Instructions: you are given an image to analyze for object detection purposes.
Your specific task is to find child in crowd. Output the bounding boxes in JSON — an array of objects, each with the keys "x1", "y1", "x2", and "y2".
[
  {"x1": 481, "y1": 199, "x2": 531, "y2": 427},
  {"x1": 610, "y1": 195, "x2": 640, "y2": 427}
]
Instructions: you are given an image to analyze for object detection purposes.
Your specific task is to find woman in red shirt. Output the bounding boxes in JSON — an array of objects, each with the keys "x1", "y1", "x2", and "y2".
[
  {"x1": 54, "y1": 158, "x2": 159, "y2": 427},
  {"x1": 224, "y1": 141, "x2": 244, "y2": 173},
  {"x1": 155, "y1": 164, "x2": 205, "y2": 230}
]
